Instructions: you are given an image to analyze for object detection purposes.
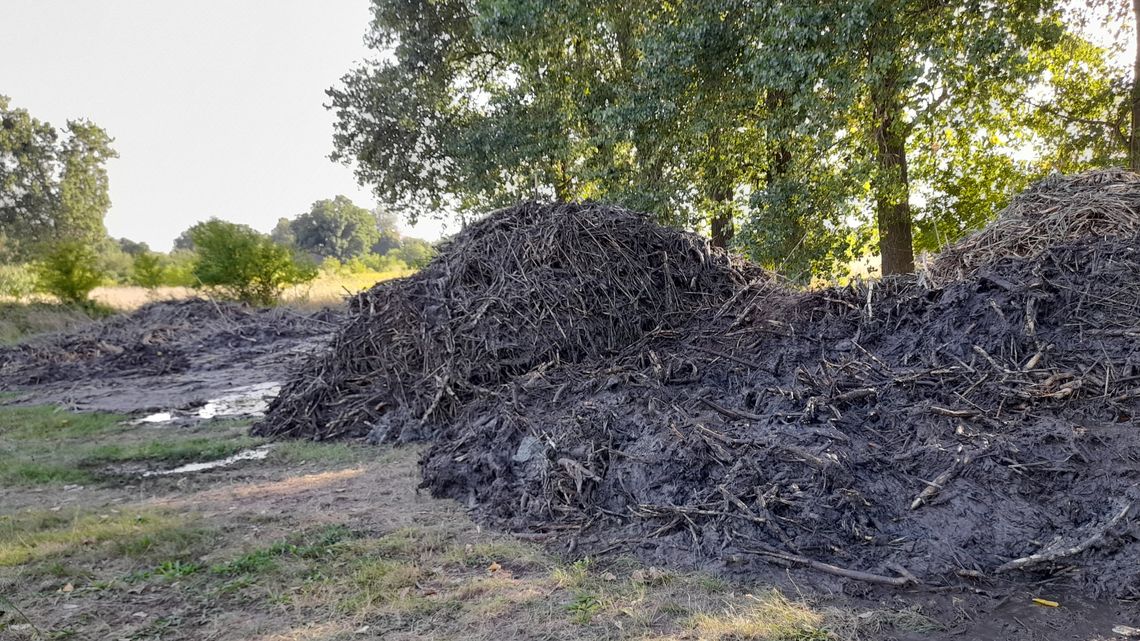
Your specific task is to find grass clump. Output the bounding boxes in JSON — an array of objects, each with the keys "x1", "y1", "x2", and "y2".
[
  {"x1": 0, "y1": 508, "x2": 189, "y2": 567},
  {"x1": 0, "y1": 405, "x2": 263, "y2": 486},
  {"x1": 688, "y1": 590, "x2": 830, "y2": 641}
]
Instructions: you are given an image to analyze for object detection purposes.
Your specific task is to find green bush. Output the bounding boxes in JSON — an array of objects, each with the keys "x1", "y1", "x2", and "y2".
[
  {"x1": 0, "y1": 264, "x2": 37, "y2": 300},
  {"x1": 130, "y1": 251, "x2": 165, "y2": 290},
  {"x1": 34, "y1": 241, "x2": 106, "y2": 305},
  {"x1": 161, "y1": 250, "x2": 198, "y2": 287},
  {"x1": 97, "y1": 241, "x2": 134, "y2": 284},
  {"x1": 190, "y1": 219, "x2": 317, "y2": 305},
  {"x1": 361, "y1": 252, "x2": 409, "y2": 273},
  {"x1": 393, "y1": 239, "x2": 435, "y2": 268}
]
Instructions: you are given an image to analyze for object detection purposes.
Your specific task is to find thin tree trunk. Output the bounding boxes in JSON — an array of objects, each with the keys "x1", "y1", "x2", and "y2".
[
  {"x1": 872, "y1": 86, "x2": 915, "y2": 275},
  {"x1": 1131, "y1": 0, "x2": 1140, "y2": 171},
  {"x1": 707, "y1": 128, "x2": 734, "y2": 249},
  {"x1": 710, "y1": 187, "x2": 734, "y2": 249},
  {"x1": 764, "y1": 91, "x2": 803, "y2": 271},
  {"x1": 552, "y1": 160, "x2": 571, "y2": 201}
]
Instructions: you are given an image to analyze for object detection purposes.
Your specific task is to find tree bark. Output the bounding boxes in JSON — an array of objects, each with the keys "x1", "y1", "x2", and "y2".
[
  {"x1": 1131, "y1": 0, "x2": 1140, "y2": 171},
  {"x1": 710, "y1": 186, "x2": 734, "y2": 249},
  {"x1": 872, "y1": 86, "x2": 915, "y2": 275}
]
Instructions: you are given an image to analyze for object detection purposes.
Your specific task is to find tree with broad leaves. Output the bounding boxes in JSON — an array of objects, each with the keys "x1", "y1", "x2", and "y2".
[{"x1": 0, "y1": 96, "x2": 116, "y2": 261}]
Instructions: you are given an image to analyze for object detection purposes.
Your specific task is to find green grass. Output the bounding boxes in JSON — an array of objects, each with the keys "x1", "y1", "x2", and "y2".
[
  {"x1": 0, "y1": 508, "x2": 191, "y2": 566},
  {"x1": 210, "y1": 525, "x2": 355, "y2": 577},
  {"x1": 0, "y1": 405, "x2": 264, "y2": 486},
  {"x1": 266, "y1": 439, "x2": 371, "y2": 465}
]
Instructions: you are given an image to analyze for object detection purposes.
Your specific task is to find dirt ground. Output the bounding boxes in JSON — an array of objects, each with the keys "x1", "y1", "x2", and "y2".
[{"x1": 0, "y1": 402, "x2": 1135, "y2": 641}]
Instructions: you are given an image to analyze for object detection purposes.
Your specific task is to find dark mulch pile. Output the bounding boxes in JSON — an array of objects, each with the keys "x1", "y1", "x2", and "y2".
[
  {"x1": 254, "y1": 202, "x2": 758, "y2": 442},
  {"x1": 257, "y1": 175, "x2": 1140, "y2": 598},
  {"x1": 423, "y1": 235, "x2": 1140, "y2": 597},
  {"x1": 0, "y1": 299, "x2": 338, "y2": 385}
]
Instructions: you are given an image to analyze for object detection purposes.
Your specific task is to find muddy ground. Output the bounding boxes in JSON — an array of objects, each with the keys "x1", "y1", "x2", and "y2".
[{"x1": 0, "y1": 299, "x2": 336, "y2": 415}]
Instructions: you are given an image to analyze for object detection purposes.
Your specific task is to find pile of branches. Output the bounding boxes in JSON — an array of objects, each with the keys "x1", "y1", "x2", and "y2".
[
  {"x1": 0, "y1": 299, "x2": 337, "y2": 384},
  {"x1": 924, "y1": 167, "x2": 1140, "y2": 284},
  {"x1": 254, "y1": 202, "x2": 759, "y2": 442},
  {"x1": 423, "y1": 235, "x2": 1140, "y2": 597}
]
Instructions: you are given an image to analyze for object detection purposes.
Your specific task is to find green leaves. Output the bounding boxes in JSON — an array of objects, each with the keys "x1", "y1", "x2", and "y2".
[
  {"x1": 0, "y1": 97, "x2": 116, "y2": 262},
  {"x1": 189, "y1": 219, "x2": 317, "y2": 306},
  {"x1": 33, "y1": 240, "x2": 105, "y2": 305},
  {"x1": 331, "y1": 0, "x2": 1121, "y2": 279},
  {"x1": 292, "y1": 196, "x2": 381, "y2": 262}
]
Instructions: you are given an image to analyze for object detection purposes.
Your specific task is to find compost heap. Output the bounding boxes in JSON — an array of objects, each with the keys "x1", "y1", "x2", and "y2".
[
  {"x1": 0, "y1": 299, "x2": 337, "y2": 385},
  {"x1": 254, "y1": 201, "x2": 756, "y2": 442},
  {"x1": 269, "y1": 171, "x2": 1140, "y2": 597}
]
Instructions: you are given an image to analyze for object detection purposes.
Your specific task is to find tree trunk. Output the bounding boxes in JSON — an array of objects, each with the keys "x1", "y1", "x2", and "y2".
[
  {"x1": 552, "y1": 160, "x2": 571, "y2": 201},
  {"x1": 710, "y1": 187, "x2": 734, "y2": 249},
  {"x1": 872, "y1": 88, "x2": 915, "y2": 275},
  {"x1": 1131, "y1": 0, "x2": 1140, "y2": 171}
]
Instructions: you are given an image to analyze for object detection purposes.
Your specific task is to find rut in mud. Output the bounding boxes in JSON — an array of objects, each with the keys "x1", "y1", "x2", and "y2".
[{"x1": 263, "y1": 170, "x2": 1140, "y2": 598}]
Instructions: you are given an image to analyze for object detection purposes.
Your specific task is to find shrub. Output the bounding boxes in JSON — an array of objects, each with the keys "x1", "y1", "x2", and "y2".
[
  {"x1": 361, "y1": 252, "x2": 409, "y2": 273},
  {"x1": 97, "y1": 241, "x2": 134, "y2": 284},
  {"x1": 161, "y1": 250, "x2": 198, "y2": 287},
  {"x1": 0, "y1": 263, "x2": 37, "y2": 300},
  {"x1": 189, "y1": 219, "x2": 317, "y2": 305},
  {"x1": 393, "y1": 239, "x2": 436, "y2": 268},
  {"x1": 130, "y1": 251, "x2": 165, "y2": 290},
  {"x1": 34, "y1": 241, "x2": 106, "y2": 305}
]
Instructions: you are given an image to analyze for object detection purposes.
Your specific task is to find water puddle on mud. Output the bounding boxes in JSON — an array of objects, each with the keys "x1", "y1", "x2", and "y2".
[
  {"x1": 142, "y1": 446, "x2": 272, "y2": 477},
  {"x1": 135, "y1": 381, "x2": 281, "y2": 425}
]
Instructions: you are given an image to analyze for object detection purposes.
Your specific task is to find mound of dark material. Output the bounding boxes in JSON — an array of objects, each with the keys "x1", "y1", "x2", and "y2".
[
  {"x1": 422, "y1": 235, "x2": 1140, "y2": 597},
  {"x1": 924, "y1": 167, "x2": 1140, "y2": 284},
  {"x1": 254, "y1": 202, "x2": 757, "y2": 442},
  {"x1": 0, "y1": 299, "x2": 337, "y2": 385}
]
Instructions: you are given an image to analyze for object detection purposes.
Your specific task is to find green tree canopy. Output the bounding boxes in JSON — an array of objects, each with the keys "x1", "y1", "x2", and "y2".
[
  {"x1": 331, "y1": 1, "x2": 1133, "y2": 278},
  {"x1": 0, "y1": 97, "x2": 116, "y2": 260},
  {"x1": 292, "y1": 196, "x2": 380, "y2": 261}
]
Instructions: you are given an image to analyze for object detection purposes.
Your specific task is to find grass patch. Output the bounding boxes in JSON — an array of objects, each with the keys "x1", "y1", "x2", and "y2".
[
  {"x1": 85, "y1": 434, "x2": 262, "y2": 467},
  {"x1": 0, "y1": 508, "x2": 193, "y2": 567},
  {"x1": 210, "y1": 524, "x2": 355, "y2": 577},
  {"x1": 266, "y1": 439, "x2": 370, "y2": 465},
  {"x1": 0, "y1": 405, "x2": 263, "y2": 486},
  {"x1": 0, "y1": 405, "x2": 128, "y2": 441},
  {"x1": 688, "y1": 590, "x2": 830, "y2": 641},
  {"x1": 0, "y1": 301, "x2": 100, "y2": 345}
]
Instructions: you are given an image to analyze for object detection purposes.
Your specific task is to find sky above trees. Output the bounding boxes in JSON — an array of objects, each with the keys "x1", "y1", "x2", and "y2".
[{"x1": 0, "y1": 0, "x2": 449, "y2": 250}]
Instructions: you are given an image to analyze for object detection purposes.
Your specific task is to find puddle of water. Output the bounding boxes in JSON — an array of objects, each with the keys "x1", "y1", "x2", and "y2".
[
  {"x1": 133, "y1": 381, "x2": 281, "y2": 425},
  {"x1": 136, "y1": 411, "x2": 174, "y2": 424},
  {"x1": 197, "y1": 381, "x2": 281, "y2": 419},
  {"x1": 142, "y1": 446, "x2": 272, "y2": 477}
]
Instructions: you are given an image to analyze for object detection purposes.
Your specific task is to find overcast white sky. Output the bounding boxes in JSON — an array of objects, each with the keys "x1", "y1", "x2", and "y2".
[{"x1": 0, "y1": 0, "x2": 449, "y2": 250}]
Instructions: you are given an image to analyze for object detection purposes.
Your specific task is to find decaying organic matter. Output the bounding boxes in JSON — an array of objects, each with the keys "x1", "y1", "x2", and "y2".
[
  {"x1": 0, "y1": 299, "x2": 335, "y2": 385},
  {"x1": 423, "y1": 236, "x2": 1140, "y2": 597},
  {"x1": 261, "y1": 173, "x2": 1140, "y2": 598},
  {"x1": 923, "y1": 167, "x2": 1140, "y2": 284},
  {"x1": 254, "y1": 202, "x2": 757, "y2": 442},
  {"x1": 0, "y1": 299, "x2": 338, "y2": 415}
]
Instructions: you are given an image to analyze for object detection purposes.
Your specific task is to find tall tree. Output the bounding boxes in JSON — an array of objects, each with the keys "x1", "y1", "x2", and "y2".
[
  {"x1": 0, "y1": 97, "x2": 116, "y2": 260},
  {"x1": 292, "y1": 196, "x2": 380, "y2": 261},
  {"x1": 751, "y1": 1, "x2": 1061, "y2": 274}
]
